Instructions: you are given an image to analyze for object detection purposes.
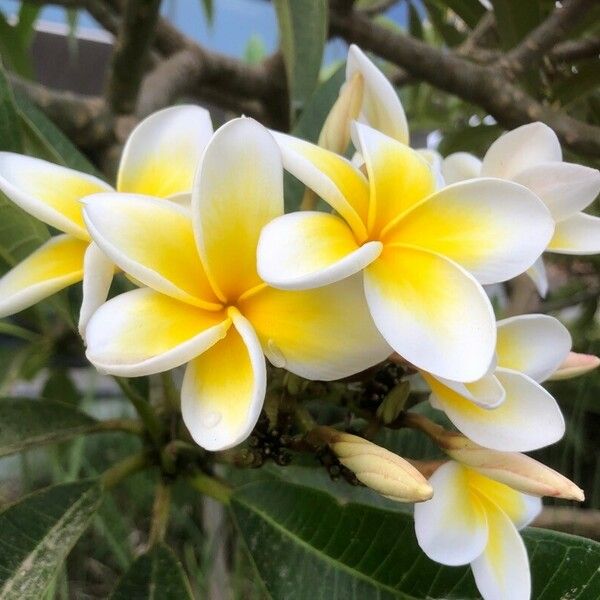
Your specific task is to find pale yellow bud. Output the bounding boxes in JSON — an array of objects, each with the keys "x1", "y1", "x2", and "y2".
[
  {"x1": 441, "y1": 433, "x2": 584, "y2": 501},
  {"x1": 310, "y1": 426, "x2": 433, "y2": 503},
  {"x1": 548, "y1": 351, "x2": 600, "y2": 381},
  {"x1": 318, "y1": 72, "x2": 364, "y2": 154}
]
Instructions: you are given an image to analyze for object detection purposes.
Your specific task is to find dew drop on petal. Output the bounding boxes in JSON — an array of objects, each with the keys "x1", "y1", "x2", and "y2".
[
  {"x1": 266, "y1": 339, "x2": 286, "y2": 368},
  {"x1": 201, "y1": 410, "x2": 221, "y2": 429}
]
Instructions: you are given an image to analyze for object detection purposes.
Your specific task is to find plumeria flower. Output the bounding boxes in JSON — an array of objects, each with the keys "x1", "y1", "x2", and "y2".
[
  {"x1": 422, "y1": 314, "x2": 569, "y2": 452},
  {"x1": 0, "y1": 105, "x2": 213, "y2": 333},
  {"x1": 442, "y1": 124, "x2": 600, "y2": 296},
  {"x1": 414, "y1": 460, "x2": 543, "y2": 600},
  {"x1": 82, "y1": 118, "x2": 391, "y2": 450},
  {"x1": 257, "y1": 122, "x2": 553, "y2": 382}
]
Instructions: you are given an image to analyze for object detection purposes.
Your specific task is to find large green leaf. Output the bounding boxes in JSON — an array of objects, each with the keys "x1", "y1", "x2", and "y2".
[
  {"x1": 0, "y1": 66, "x2": 22, "y2": 152},
  {"x1": 110, "y1": 543, "x2": 194, "y2": 599},
  {"x1": 274, "y1": 0, "x2": 328, "y2": 118},
  {"x1": 491, "y1": 0, "x2": 544, "y2": 50},
  {"x1": 0, "y1": 480, "x2": 103, "y2": 599},
  {"x1": 0, "y1": 397, "x2": 97, "y2": 458},
  {"x1": 231, "y1": 480, "x2": 600, "y2": 599}
]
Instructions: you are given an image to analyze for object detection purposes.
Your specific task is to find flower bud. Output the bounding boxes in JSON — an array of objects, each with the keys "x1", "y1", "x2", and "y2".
[
  {"x1": 318, "y1": 72, "x2": 364, "y2": 154},
  {"x1": 548, "y1": 351, "x2": 600, "y2": 381},
  {"x1": 310, "y1": 426, "x2": 433, "y2": 502},
  {"x1": 440, "y1": 432, "x2": 584, "y2": 501}
]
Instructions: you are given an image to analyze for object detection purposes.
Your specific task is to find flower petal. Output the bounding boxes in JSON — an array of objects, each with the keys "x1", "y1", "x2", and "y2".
[
  {"x1": 441, "y1": 152, "x2": 482, "y2": 184},
  {"x1": 85, "y1": 288, "x2": 230, "y2": 377},
  {"x1": 117, "y1": 105, "x2": 213, "y2": 198},
  {"x1": 426, "y1": 368, "x2": 565, "y2": 452},
  {"x1": 270, "y1": 130, "x2": 369, "y2": 238},
  {"x1": 512, "y1": 162, "x2": 600, "y2": 221},
  {"x1": 414, "y1": 462, "x2": 488, "y2": 566},
  {"x1": 386, "y1": 178, "x2": 554, "y2": 284},
  {"x1": 481, "y1": 122, "x2": 562, "y2": 179},
  {"x1": 239, "y1": 274, "x2": 391, "y2": 380},
  {"x1": 193, "y1": 118, "x2": 283, "y2": 301},
  {"x1": 434, "y1": 372, "x2": 505, "y2": 409},
  {"x1": 181, "y1": 310, "x2": 266, "y2": 451},
  {"x1": 471, "y1": 500, "x2": 532, "y2": 600},
  {"x1": 548, "y1": 212, "x2": 600, "y2": 254},
  {"x1": 527, "y1": 257, "x2": 548, "y2": 297},
  {"x1": 257, "y1": 211, "x2": 381, "y2": 290},
  {"x1": 0, "y1": 235, "x2": 86, "y2": 318},
  {"x1": 351, "y1": 122, "x2": 435, "y2": 236},
  {"x1": 346, "y1": 44, "x2": 409, "y2": 145},
  {"x1": 468, "y1": 469, "x2": 542, "y2": 529},
  {"x1": 83, "y1": 192, "x2": 220, "y2": 309},
  {"x1": 78, "y1": 242, "x2": 115, "y2": 337},
  {"x1": 549, "y1": 351, "x2": 600, "y2": 381},
  {"x1": 0, "y1": 152, "x2": 112, "y2": 239},
  {"x1": 364, "y1": 245, "x2": 495, "y2": 382},
  {"x1": 496, "y1": 314, "x2": 571, "y2": 382}
]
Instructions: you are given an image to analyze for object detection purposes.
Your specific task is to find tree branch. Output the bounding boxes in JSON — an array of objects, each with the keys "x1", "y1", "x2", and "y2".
[
  {"x1": 329, "y1": 4, "x2": 600, "y2": 156},
  {"x1": 106, "y1": 0, "x2": 161, "y2": 114},
  {"x1": 533, "y1": 507, "x2": 600, "y2": 541},
  {"x1": 551, "y1": 36, "x2": 600, "y2": 63},
  {"x1": 503, "y1": 0, "x2": 593, "y2": 74}
]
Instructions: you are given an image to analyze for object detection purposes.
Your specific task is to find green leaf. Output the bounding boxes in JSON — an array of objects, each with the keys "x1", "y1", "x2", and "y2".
[
  {"x1": 491, "y1": 0, "x2": 544, "y2": 49},
  {"x1": 232, "y1": 480, "x2": 600, "y2": 599},
  {"x1": 274, "y1": 0, "x2": 328, "y2": 118},
  {"x1": 110, "y1": 543, "x2": 194, "y2": 599},
  {"x1": 0, "y1": 14, "x2": 34, "y2": 78},
  {"x1": 0, "y1": 480, "x2": 103, "y2": 599},
  {"x1": 0, "y1": 397, "x2": 97, "y2": 458},
  {"x1": 432, "y1": 0, "x2": 486, "y2": 29},
  {"x1": 42, "y1": 370, "x2": 81, "y2": 406},
  {"x1": 244, "y1": 34, "x2": 267, "y2": 65},
  {"x1": 14, "y1": 90, "x2": 101, "y2": 176},
  {"x1": 199, "y1": 0, "x2": 214, "y2": 25},
  {"x1": 553, "y1": 61, "x2": 600, "y2": 106},
  {"x1": 0, "y1": 65, "x2": 23, "y2": 153},
  {"x1": 15, "y1": 4, "x2": 42, "y2": 47}
]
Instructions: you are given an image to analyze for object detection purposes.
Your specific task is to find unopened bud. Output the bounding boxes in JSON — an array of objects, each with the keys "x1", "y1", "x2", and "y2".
[
  {"x1": 548, "y1": 351, "x2": 599, "y2": 381},
  {"x1": 376, "y1": 381, "x2": 410, "y2": 424},
  {"x1": 309, "y1": 426, "x2": 433, "y2": 502},
  {"x1": 441, "y1": 432, "x2": 584, "y2": 501},
  {"x1": 318, "y1": 72, "x2": 364, "y2": 154}
]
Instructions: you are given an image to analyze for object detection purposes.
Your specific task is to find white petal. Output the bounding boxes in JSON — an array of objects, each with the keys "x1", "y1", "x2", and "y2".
[
  {"x1": 496, "y1": 314, "x2": 571, "y2": 382},
  {"x1": 346, "y1": 44, "x2": 409, "y2": 145},
  {"x1": 239, "y1": 274, "x2": 392, "y2": 380},
  {"x1": 512, "y1": 162, "x2": 600, "y2": 221},
  {"x1": 85, "y1": 288, "x2": 230, "y2": 377},
  {"x1": 471, "y1": 502, "x2": 531, "y2": 600},
  {"x1": 526, "y1": 257, "x2": 548, "y2": 298},
  {"x1": 442, "y1": 152, "x2": 482, "y2": 184},
  {"x1": 414, "y1": 462, "x2": 488, "y2": 566},
  {"x1": 548, "y1": 212, "x2": 600, "y2": 255},
  {"x1": 481, "y1": 122, "x2": 562, "y2": 179},
  {"x1": 0, "y1": 152, "x2": 111, "y2": 239},
  {"x1": 118, "y1": 105, "x2": 213, "y2": 198},
  {"x1": 386, "y1": 178, "x2": 554, "y2": 285},
  {"x1": 433, "y1": 371, "x2": 505, "y2": 409},
  {"x1": 365, "y1": 245, "x2": 496, "y2": 382},
  {"x1": 181, "y1": 310, "x2": 266, "y2": 451},
  {"x1": 257, "y1": 211, "x2": 381, "y2": 290},
  {"x1": 193, "y1": 118, "x2": 283, "y2": 301},
  {"x1": 79, "y1": 242, "x2": 115, "y2": 337}
]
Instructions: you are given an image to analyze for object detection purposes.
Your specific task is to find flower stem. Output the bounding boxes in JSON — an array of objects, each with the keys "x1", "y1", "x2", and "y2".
[
  {"x1": 101, "y1": 451, "x2": 150, "y2": 490},
  {"x1": 148, "y1": 480, "x2": 172, "y2": 547},
  {"x1": 188, "y1": 472, "x2": 232, "y2": 505},
  {"x1": 160, "y1": 371, "x2": 180, "y2": 413},
  {"x1": 115, "y1": 377, "x2": 163, "y2": 445}
]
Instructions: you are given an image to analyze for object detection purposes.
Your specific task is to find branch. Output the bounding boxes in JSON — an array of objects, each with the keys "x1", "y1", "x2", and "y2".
[
  {"x1": 503, "y1": 0, "x2": 593, "y2": 74},
  {"x1": 551, "y1": 36, "x2": 600, "y2": 63},
  {"x1": 8, "y1": 73, "x2": 115, "y2": 151},
  {"x1": 329, "y1": 4, "x2": 600, "y2": 156},
  {"x1": 533, "y1": 507, "x2": 600, "y2": 541},
  {"x1": 358, "y1": 0, "x2": 400, "y2": 17},
  {"x1": 106, "y1": 0, "x2": 161, "y2": 114}
]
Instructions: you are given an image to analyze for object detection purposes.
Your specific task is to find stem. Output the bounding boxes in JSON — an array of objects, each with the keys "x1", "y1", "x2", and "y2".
[
  {"x1": 91, "y1": 418, "x2": 144, "y2": 436},
  {"x1": 115, "y1": 377, "x2": 163, "y2": 445},
  {"x1": 294, "y1": 404, "x2": 316, "y2": 433},
  {"x1": 148, "y1": 480, "x2": 172, "y2": 547},
  {"x1": 101, "y1": 451, "x2": 150, "y2": 490},
  {"x1": 188, "y1": 472, "x2": 232, "y2": 505},
  {"x1": 160, "y1": 371, "x2": 180, "y2": 413}
]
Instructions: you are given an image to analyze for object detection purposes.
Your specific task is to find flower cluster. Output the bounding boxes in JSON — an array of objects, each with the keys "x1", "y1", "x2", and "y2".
[{"x1": 0, "y1": 45, "x2": 598, "y2": 600}]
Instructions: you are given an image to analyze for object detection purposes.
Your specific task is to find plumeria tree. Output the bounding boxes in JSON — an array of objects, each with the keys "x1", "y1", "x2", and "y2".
[{"x1": 0, "y1": 1, "x2": 599, "y2": 599}]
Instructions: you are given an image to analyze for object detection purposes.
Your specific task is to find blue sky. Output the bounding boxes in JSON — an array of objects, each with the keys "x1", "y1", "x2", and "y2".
[{"x1": 0, "y1": 0, "x2": 408, "y2": 61}]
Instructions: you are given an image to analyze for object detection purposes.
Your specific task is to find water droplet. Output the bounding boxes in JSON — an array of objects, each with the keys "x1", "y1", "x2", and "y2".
[
  {"x1": 201, "y1": 410, "x2": 221, "y2": 428},
  {"x1": 266, "y1": 339, "x2": 286, "y2": 368}
]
